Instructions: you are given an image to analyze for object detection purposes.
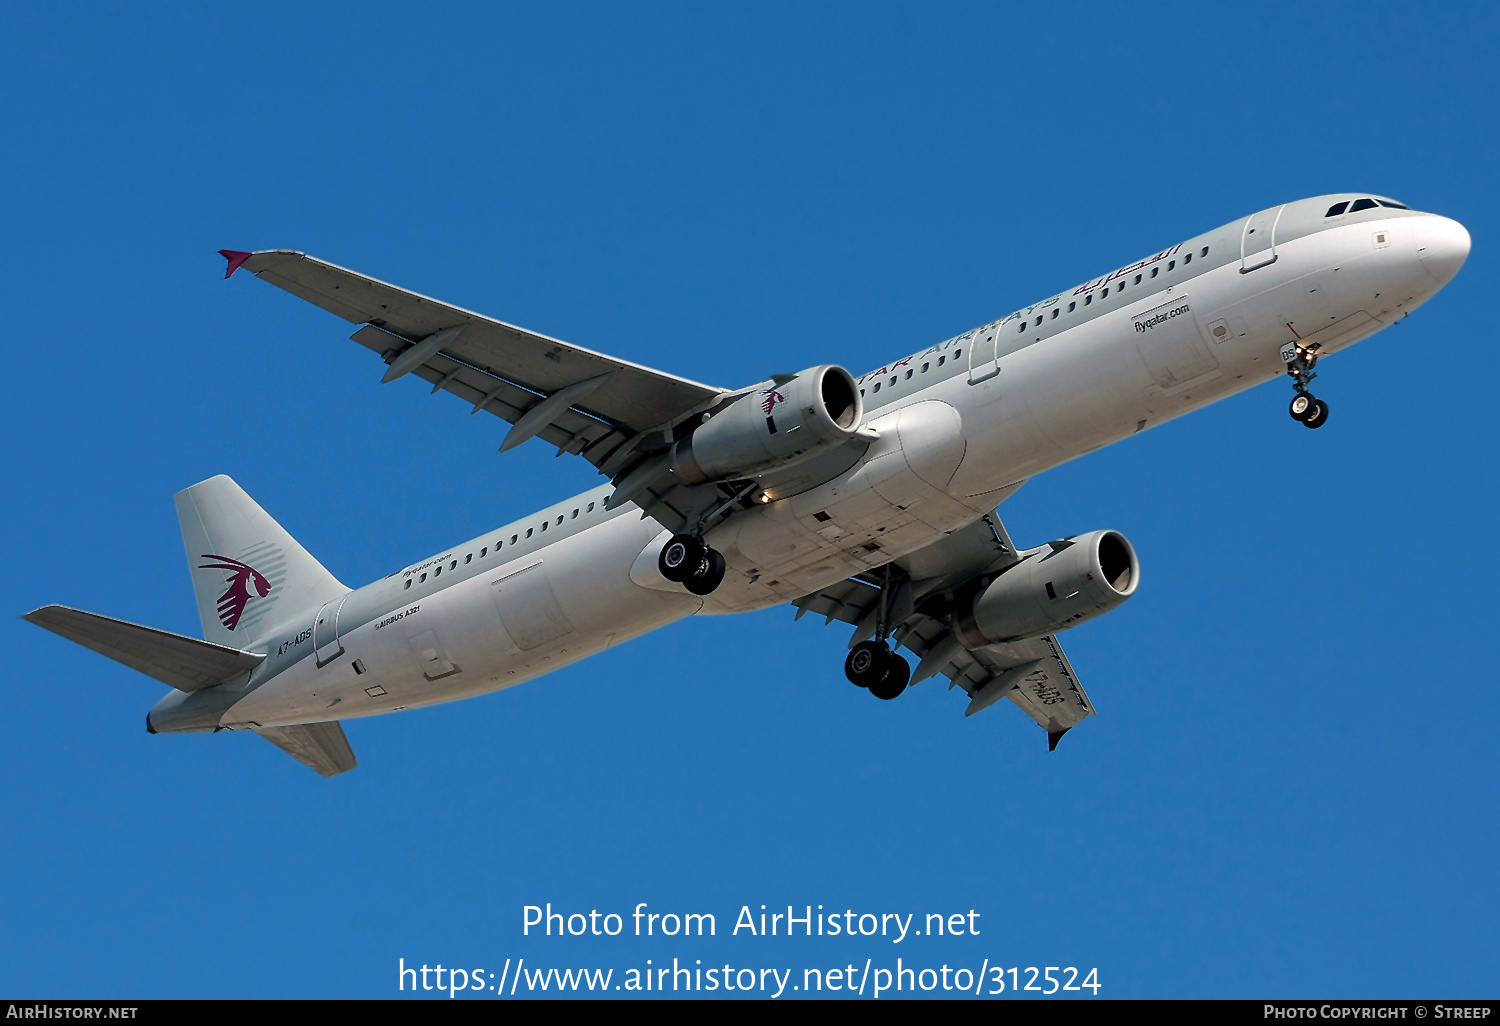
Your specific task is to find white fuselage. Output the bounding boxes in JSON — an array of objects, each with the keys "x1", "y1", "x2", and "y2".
[{"x1": 206, "y1": 201, "x2": 1468, "y2": 730}]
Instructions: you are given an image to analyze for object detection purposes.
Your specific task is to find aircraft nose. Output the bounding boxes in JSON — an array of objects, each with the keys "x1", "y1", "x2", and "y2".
[{"x1": 1417, "y1": 215, "x2": 1471, "y2": 285}]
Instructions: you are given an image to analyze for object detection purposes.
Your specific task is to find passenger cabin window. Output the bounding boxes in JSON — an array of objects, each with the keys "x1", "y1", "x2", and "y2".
[
  {"x1": 1085, "y1": 294, "x2": 1093, "y2": 305},
  {"x1": 404, "y1": 579, "x2": 412, "y2": 589},
  {"x1": 434, "y1": 565, "x2": 441, "y2": 577},
  {"x1": 1019, "y1": 321, "x2": 1026, "y2": 332},
  {"x1": 572, "y1": 509, "x2": 579, "y2": 518},
  {"x1": 1201, "y1": 246, "x2": 1209, "y2": 257},
  {"x1": 541, "y1": 521, "x2": 547, "y2": 532},
  {"x1": 1183, "y1": 252, "x2": 1192, "y2": 264},
  {"x1": 465, "y1": 554, "x2": 472, "y2": 564},
  {"x1": 525, "y1": 529, "x2": 532, "y2": 539},
  {"x1": 922, "y1": 362, "x2": 929, "y2": 371},
  {"x1": 955, "y1": 349, "x2": 962, "y2": 358},
  {"x1": 1350, "y1": 198, "x2": 1379, "y2": 212},
  {"x1": 1034, "y1": 315, "x2": 1042, "y2": 326},
  {"x1": 1134, "y1": 274, "x2": 1142, "y2": 285},
  {"x1": 1051, "y1": 308, "x2": 1059, "y2": 319},
  {"x1": 938, "y1": 355, "x2": 945, "y2": 365},
  {"x1": 450, "y1": 560, "x2": 457, "y2": 570},
  {"x1": 1151, "y1": 266, "x2": 1159, "y2": 277},
  {"x1": 420, "y1": 572, "x2": 427, "y2": 583},
  {"x1": 1068, "y1": 301, "x2": 1076, "y2": 312},
  {"x1": 480, "y1": 546, "x2": 487, "y2": 556},
  {"x1": 872, "y1": 382, "x2": 881, "y2": 392},
  {"x1": 1325, "y1": 201, "x2": 1350, "y2": 217},
  {"x1": 1168, "y1": 260, "x2": 1175, "y2": 270},
  {"x1": 904, "y1": 369, "x2": 913, "y2": 379},
  {"x1": 587, "y1": 503, "x2": 595, "y2": 512}
]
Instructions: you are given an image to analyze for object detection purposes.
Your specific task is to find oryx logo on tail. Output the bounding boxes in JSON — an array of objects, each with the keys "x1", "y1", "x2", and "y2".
[{"x1": 197, "y1": 554, "x2": 272, "y2": 631}]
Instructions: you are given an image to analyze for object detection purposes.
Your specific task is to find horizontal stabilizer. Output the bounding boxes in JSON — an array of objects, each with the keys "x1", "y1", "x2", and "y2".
[
  {"x1": 254, "y1": 721, "x2": 357, "y2": 777},
  {"x1": 23, "y1": 605, "x2": 264, "y2": 692}
]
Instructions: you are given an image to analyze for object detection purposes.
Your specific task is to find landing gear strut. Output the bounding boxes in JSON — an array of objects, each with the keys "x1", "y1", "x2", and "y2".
[
  {"x1": 658, "y1": 533, "x2": 726, "y2": 595},
  {"x1": 842, "y1": 565, "x2": 911, "y2": 700},
  {"x1": 1285, "y1": 342, "x2": 1330, "y2": 429}
]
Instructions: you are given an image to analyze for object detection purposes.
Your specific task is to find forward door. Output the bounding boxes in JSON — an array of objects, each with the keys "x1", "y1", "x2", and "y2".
[{"x1": 1240, "y1": 204, "x2": 1286, "y2": 273}]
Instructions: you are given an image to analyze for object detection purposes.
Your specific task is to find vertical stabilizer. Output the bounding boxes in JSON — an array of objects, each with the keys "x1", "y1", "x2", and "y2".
[{"x1": 175, "y1": 475, "x2": 347, "y2": 647}]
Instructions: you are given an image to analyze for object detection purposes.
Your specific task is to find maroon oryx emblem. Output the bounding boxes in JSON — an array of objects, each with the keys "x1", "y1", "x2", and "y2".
[
  {"x1": 198, "y1": 554, "x2": 272, "y2": 631},
  {"x1": 761, "y1": 389, "x2": 787, "y2": 415}
]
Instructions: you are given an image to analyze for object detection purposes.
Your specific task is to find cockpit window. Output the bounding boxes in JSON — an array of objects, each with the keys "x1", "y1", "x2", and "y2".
[
  {"x1": 1349, "y1": 198, "x2": 1379, "y2": 212},
  {"x1": 1325, "y1": 201, "x2": 1350, "y2": 217},
  {"x1": 1377, "y1": 198, "x2": 1409, "y2": 209}
]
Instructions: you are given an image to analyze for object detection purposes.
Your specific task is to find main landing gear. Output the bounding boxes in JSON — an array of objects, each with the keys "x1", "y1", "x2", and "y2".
[
  {"x1": 842, "y1": 563, "x2": 912, "y2": 700},
  {"x1": 844, "y1": 640, "x2": 911, "y2": 700},
  {"x1": 658, "y1": 534, "x2": 726, "y2": 595},
  {"x1": 1285, "y1": 342, "x2": 1330, "y2": 430}
]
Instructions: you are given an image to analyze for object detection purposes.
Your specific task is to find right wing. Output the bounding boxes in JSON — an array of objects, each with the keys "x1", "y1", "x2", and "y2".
[
  {"x1": 791, "y1": 498, "x2": 1097, "y2": 750},
  {"x1": 227, "y1": 250, "x2": 742, "y2": 533}
]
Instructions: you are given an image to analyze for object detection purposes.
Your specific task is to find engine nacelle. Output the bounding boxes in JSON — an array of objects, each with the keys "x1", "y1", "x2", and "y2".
[
  {"x1": 671, "y1": 365, "x2": 862, "y2": 484},
  {"x1": 954, "y1": 530, "x2": 1139, "y2": 646}
]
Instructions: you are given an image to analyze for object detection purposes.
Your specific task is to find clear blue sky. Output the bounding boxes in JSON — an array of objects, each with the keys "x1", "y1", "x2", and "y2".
[{"x1": 2, "y1": 1, "x2": 1495, "y2": 999}]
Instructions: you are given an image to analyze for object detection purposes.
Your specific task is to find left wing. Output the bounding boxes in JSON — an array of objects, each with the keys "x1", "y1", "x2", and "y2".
[
  {"x1": 225, "y1": 249, "x2": 747, "y2": 533},
  {"x1": 792, "y1": 505, "x2": 1096, "y2": 750}
]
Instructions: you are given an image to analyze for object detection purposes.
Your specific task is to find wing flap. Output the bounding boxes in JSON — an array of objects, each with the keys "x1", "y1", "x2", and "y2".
[
  {"x1": 23, "y1": 605, "x2": 264, "y2": 692},
  {"x1": 253, "y1": 721, "x2": 358, "y2": 777}
]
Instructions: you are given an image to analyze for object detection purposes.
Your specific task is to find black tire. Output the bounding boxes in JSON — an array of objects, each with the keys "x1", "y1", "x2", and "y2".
[
  {"x1": 658, "y1": 534, "x2": 704, "y2": 582},
  {"x1": 1303, "y1": 399, "x2": 1329, "y2": 429},
  {"x1": 684, "y1": 548, "x2": 726, "y2": 595},
  {"x1": 1289, "y1": 393, "x2": 1316, "y2": 422},
  {"x1": 869, "y1": 654, "x2": 911, "y2": 701},
  {"x1": 845, "y1": 640, "x2": 891, "y2": 688}
]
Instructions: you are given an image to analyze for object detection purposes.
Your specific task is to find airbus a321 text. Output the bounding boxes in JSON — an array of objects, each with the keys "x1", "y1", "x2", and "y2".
[{"x1": 26, "y1": 194, "x2": 1469, "y2": 775}]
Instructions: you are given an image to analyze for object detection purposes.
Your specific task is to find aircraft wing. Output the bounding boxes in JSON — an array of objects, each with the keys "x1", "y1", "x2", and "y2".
[
  {"x1": 226, "y1": 250, "x2": 735, "y2": 532},
  {"x1": 790, "y1": 504, "x2": 1097, "y2": 750}
]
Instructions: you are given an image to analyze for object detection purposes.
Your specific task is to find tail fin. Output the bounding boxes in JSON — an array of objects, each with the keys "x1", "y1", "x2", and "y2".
[{"x1": 175, "y1": 475, "x2": 347, "y2": 647}]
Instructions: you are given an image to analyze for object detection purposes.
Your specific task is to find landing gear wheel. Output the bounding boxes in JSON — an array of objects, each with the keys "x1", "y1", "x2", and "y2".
[
  {"x1": 684, "y1": 548, "x2": 726, "y2": 595},
  {"x1": 869, "y1": 654, "x2": 911, "y2": 701},
  {"x1": 845, "y1": 640, "x2": 891, "y2": 688},
  {"x1": 1289, "y1": 393, "x2": 1317, "y2": 422},
  {"x1": 658, "y1": 534, "x2": 704, "y2": 582},
  {"x1": 1303, "y1": 399, "x2": 1329, "y2": 429}
]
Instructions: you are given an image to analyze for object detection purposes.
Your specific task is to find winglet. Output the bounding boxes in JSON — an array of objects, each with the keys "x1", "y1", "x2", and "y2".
[
  {"x1": 219, "y1": 249, "x2": 253, "y2": 279},
  {"x1": 1048, "y1": 727, "x2": 1070, "y2": 752}
]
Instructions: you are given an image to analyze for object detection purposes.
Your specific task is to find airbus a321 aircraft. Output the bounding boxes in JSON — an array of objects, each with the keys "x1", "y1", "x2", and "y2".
[{"x1": 25, "y1": 194, "x2": 1469, "y2": 775}]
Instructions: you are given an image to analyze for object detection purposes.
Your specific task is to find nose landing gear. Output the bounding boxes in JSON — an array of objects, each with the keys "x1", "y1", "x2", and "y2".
[{"x1": 1285, "y1": 342, "x2": 1329, "y2": 430}]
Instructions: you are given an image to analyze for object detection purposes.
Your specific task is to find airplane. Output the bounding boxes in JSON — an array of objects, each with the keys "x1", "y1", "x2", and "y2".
[{"x1": 24, "y1": 194, "x2": 1469, "y2": 776}]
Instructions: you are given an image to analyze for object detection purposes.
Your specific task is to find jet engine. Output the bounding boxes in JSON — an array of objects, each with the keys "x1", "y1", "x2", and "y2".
[
  {"x1": 953, "y1": 530, "x2": 1139, "y2": 646},
  {"x1": 671, "y1": 365, "x2": 863, "y2": 484}
]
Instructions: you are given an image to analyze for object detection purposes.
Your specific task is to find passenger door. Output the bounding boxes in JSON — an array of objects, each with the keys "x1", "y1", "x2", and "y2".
[
  {"x1": 1240, "y1": 205, "x2": 1286, "y2": 273},
  {"x1": 313, "y1": 595, "x2": 348, "y2": 667},
  {"x1": 968, "y1": 321, "x2": 1000, "y2": 384}
]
